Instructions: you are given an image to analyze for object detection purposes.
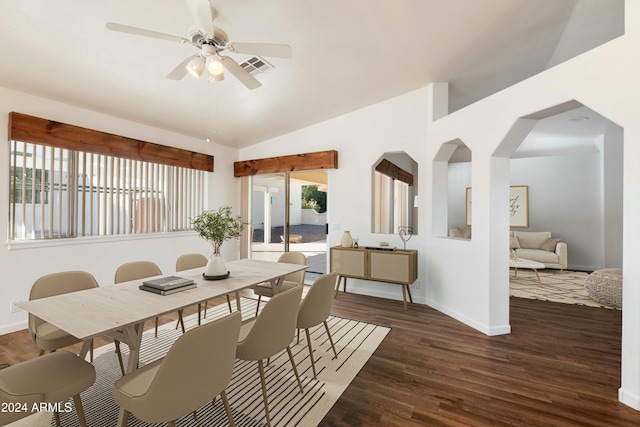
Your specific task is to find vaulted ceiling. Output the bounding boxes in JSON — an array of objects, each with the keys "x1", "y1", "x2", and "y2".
[{"x1": 0, "y1": 1, "x2": 623, "y2": 148}]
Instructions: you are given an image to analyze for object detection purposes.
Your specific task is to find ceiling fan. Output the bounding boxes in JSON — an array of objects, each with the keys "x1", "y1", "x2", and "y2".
[{"x1": 105, "y1": 0, "x2": 292, "y2": 90}]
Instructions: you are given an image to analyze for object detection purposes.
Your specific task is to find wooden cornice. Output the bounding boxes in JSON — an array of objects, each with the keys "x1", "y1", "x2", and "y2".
[
  {"x1": 375, "y1": 158, "x2": 413, "y2": 186},
  {"x1": 234, "y1": 150, "x2": 338, "y2": 177},
  {"x1": 9, "y1": 112, "x2": 214, "y2": 172}
]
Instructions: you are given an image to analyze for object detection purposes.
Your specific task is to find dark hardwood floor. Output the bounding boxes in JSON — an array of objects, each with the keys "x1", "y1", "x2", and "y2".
[
  {"x1": 324, "y1": 293, "x2": 638, "y2": 426},
  {"x1": 1, "y1": 292, "x2": 638, "y2": 426}
]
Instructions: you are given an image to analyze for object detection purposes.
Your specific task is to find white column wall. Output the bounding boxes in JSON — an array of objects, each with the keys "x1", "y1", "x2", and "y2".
[{"x1": 426, "y1": 1, "x2": 640, "y2": 408}]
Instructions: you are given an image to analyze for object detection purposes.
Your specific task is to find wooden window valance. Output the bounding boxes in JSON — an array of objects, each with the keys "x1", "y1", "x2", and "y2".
[
  {"x1": 375, "y1": 158, "x2": 413, "y2": 186},
  {"x1": 234, "y1": 150, "x2": 338, "y2": 177},
  {"x1": 8, "y1": 112, "x2": 214, "y2": 172}
]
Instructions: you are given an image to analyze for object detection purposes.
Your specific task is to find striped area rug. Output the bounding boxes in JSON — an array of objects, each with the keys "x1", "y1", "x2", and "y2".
[
  {"x1": 54, "y1": 297, "x2": 389, "y2": 427},
  {"x1": 510, "y1": 269, "x2": 618, "y2": 309}
]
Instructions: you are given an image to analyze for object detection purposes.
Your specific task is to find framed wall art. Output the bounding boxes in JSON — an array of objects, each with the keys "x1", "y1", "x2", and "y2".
[
  {"x1": 465, "y1": 187, "x2": 472, "y2": 226},
  {"x1": 509, "y1": 185, "x2": 528, "y2": 228},
  {"x1": 465, "y1": 185, "x2": 529, "y2": 227}
]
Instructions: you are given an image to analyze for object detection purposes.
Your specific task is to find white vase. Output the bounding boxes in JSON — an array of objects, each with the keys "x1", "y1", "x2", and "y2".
[
  {"x1": 341, "y1": 231, "x2": 353, "y2": 248},
  {"x1": 205, "y1": 254, "x2": 227, "y2": 276}
]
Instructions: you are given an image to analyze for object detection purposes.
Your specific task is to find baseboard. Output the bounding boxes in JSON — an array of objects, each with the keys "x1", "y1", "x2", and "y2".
[
  {"x1": 426, "y1": 298, "x2": 511, "y2": 337},
  {"x1": 619, "y1": 387, "x2": 640, "y2": 410},
  {"x1": 0, "y1": 319, "x2": 27, "y2": 336}
]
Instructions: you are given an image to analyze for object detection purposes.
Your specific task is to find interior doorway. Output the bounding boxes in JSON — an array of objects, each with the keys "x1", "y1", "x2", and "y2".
[{"x1": 250, "y1": 171, "x2": 328, "y2": 282}]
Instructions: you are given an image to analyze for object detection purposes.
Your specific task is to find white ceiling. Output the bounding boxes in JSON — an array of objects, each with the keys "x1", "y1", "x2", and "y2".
[{"x1": 0, "y1": 0, "x2": 624, "y2": 149}]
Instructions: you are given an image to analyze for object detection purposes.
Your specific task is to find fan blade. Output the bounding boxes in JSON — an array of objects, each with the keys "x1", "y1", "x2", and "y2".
[
  {"x1": 105, "y1": 22, "x2": 188, "y2": 44},
  {"x1": 221, "y1": 56, "x2": 262, "y2": 90},
  {"x1": 230, "y1": 42, "x2": 292, "y2": 59},
  {"x1": 186, "y1": 0, "x2": 215, "y2": 35},
  {"x1": 166, "y1": 55, "x2": 198, "y2": 80}
]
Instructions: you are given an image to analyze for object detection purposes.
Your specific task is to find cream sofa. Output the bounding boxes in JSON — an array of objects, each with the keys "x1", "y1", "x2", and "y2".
[{"x1": 511, "y1": 231, "x2": 567, "y2": 271}]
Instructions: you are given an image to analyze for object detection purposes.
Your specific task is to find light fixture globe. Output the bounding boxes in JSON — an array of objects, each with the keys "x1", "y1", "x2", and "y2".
[
  {"x1": 206, "y1": 55, "x2": 224, "y2": 76},
  {"x1": 186, "y1": 56, "x2": 205, "y2": 78},
  {"x1": 209, "y1": 71, "x2": 225, "y2": 82}
]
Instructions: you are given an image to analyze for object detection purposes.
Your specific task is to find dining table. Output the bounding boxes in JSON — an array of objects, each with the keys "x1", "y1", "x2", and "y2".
[{"x1": 17, "y1": 258, "x2": 307, "y2": 425}]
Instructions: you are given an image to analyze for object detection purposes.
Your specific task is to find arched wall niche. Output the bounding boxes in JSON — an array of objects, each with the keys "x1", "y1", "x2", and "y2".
[
  {"x1": 371, "y1": 151, "x2": 419, "y2": 235},
  {"x1": 432, "y1": 138, "x2": 472, "y2": 239}
]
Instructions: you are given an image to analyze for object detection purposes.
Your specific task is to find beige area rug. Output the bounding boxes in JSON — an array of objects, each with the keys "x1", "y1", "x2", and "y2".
[
  {"x1": 42, "y1": 297, "x2": 389, "y2": 427},
  {"x1": 510, "y1": 269, "x2": 618, "y2": 310}
]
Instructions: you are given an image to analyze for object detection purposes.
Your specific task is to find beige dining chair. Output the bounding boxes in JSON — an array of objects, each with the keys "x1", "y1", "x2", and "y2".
[
  {"x1": 175, "y1": 253, "x2": 232, "y2": 328},
  {"x1": 28, "y1": 271, "x2": 100, "y2": 362},
  {"x1": 0, "y1": 350, "x2": 96, "y2": 427},
  {"x1": 253, "y1": 251, "x2": 306, "y2": 315},
  {"x1": 236, "y1": 285, "x2": 304, "y2": 427},
  {"x1": 113, "y1": 311, "x2": 242, "y2": 427},
  {"x1": 115, "y1": 261, "x2": 185, "y2": 338},
  {"x1": 296, "y1": 272, "x2": 339, "y2": 379}
]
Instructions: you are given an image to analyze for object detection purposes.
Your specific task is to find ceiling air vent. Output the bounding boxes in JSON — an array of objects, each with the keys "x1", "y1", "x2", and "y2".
[{"x1": 239, "y1": 56, "x2": 273, "y2": 75}]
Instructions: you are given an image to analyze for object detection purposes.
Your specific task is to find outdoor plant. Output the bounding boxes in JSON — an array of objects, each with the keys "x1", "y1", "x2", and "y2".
[
  {"x1": 301, "y1": 185, "x2": 327, "y2": 213},
  {"x1": 192, "y1": 206, "x2": 247, "y2": 256}
]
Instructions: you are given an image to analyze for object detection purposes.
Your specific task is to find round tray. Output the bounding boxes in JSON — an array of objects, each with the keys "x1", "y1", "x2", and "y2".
[{"x1": 203, "y1": 271, "x2": 230, "y2": 281}]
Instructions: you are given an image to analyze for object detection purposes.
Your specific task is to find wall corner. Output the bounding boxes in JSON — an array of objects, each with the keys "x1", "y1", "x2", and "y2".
[{"x1": 426, "y1": 82, "x2": 449, "y2": 122}]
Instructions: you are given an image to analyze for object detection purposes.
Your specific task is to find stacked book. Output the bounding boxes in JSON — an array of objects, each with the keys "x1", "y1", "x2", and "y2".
[{"x1": 140, "y1": 276, "x2": 196, "y2": 295}]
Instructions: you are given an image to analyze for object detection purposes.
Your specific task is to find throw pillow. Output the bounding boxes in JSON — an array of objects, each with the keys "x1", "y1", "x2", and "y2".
[
  {"x1": 510, "y1": 236, "x2": 520, "y2": 249},
  {"x1": 541, "y1": 237, "x2": 562, "y2": 252}
]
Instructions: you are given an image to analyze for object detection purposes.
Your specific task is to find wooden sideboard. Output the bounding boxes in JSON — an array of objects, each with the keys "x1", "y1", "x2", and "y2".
[{"x1": 329, "y1": 245, "x2": 418, "y2": 309}]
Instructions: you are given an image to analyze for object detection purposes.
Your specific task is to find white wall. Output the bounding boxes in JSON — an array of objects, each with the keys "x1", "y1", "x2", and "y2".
[
  {"x1": 511, "y1": 153, "x2": 603, "y2": 270},
  {"x1": 0, "y1": 87, "x2": 240, "y2": 335},
  {"x1": 447, "y1": 162, "x2": 471, "y2": 229},
  {"x1": 238, "y1": 1, "x2": 640, "y2": 410},
  {"x1": 301, "y1": 208, "x2": 326, "y2": 225},
  {"x1": 239, "y1": 87, "x2": 430, "y2": 303},
  {"x1": 601, "y1": 124, "x2": 624, "y2": 268}
]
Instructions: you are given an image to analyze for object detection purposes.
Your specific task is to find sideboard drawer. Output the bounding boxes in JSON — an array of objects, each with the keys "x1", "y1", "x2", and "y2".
[
  {"x1": 330, "y1": 247, "x2": 367, "y2": 278},
  {"x1": 369, "y1": 251, "x2": 413, "y2": 284}
]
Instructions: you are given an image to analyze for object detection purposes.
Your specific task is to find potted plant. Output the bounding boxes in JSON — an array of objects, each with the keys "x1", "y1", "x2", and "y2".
[{"x1": 192, "y1": 206, "x2": 247, "y2": 278}]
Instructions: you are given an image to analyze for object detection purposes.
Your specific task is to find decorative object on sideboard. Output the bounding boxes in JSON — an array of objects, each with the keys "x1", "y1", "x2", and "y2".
[
  {"x1": 398, "y1": 226, "x2": 413, "y2": 251},
  {"x1": 341, "y1": 230, "x2": 353, "y2": 248},
  {"x1": 353, "y1": 238, "x2": 359, "y2": 248},
  {"x1": 192, "y1": 206, "x2": 247, "y2": 278}
]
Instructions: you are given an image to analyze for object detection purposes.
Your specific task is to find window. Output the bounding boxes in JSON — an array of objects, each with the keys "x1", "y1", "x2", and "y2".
[{"x1": 9, "y1": 140, "x2": 205, "y2": 241}]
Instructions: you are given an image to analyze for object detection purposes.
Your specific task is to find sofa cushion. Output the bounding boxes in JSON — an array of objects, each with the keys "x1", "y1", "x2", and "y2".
[
  {"x1": 541, "y1": 237, "x2": 562, "y2": 252},
  {"x1": 513, "y1": 231, "x2": 551, "y2": 249},
  {"x1": 516, "y1": 248, "x2": 559, "y2": 264}
]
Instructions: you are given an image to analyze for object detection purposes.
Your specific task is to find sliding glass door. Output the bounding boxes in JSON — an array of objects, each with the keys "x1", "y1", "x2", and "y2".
[
  {"x1": 250, "y1": 173, "x2": 287, "y2": 262},
  {"x1": 250, "y1": 171, "x2": 328, "y2": 280}
]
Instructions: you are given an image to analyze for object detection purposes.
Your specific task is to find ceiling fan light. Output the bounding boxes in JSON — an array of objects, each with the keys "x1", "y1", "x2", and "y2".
[
  {"x1": 209, "y1": 71, "x2": 225, "y2": 82},
  {"x1": 186, "y1": 56, "x2": 205, "y2": 78},
  {"x1": 206, "y1": 56, "x2": 224, "y2": 76}
]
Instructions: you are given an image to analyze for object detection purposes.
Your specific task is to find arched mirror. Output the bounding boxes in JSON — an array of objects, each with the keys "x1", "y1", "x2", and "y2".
[{"x1": 372, "y1": 152, "x2": 418, "y2": 235}]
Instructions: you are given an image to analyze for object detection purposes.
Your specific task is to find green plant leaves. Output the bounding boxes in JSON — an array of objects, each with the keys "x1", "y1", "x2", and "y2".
[{"x1": 191, "y1": 206, "x2": 247, "y2": 253}]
